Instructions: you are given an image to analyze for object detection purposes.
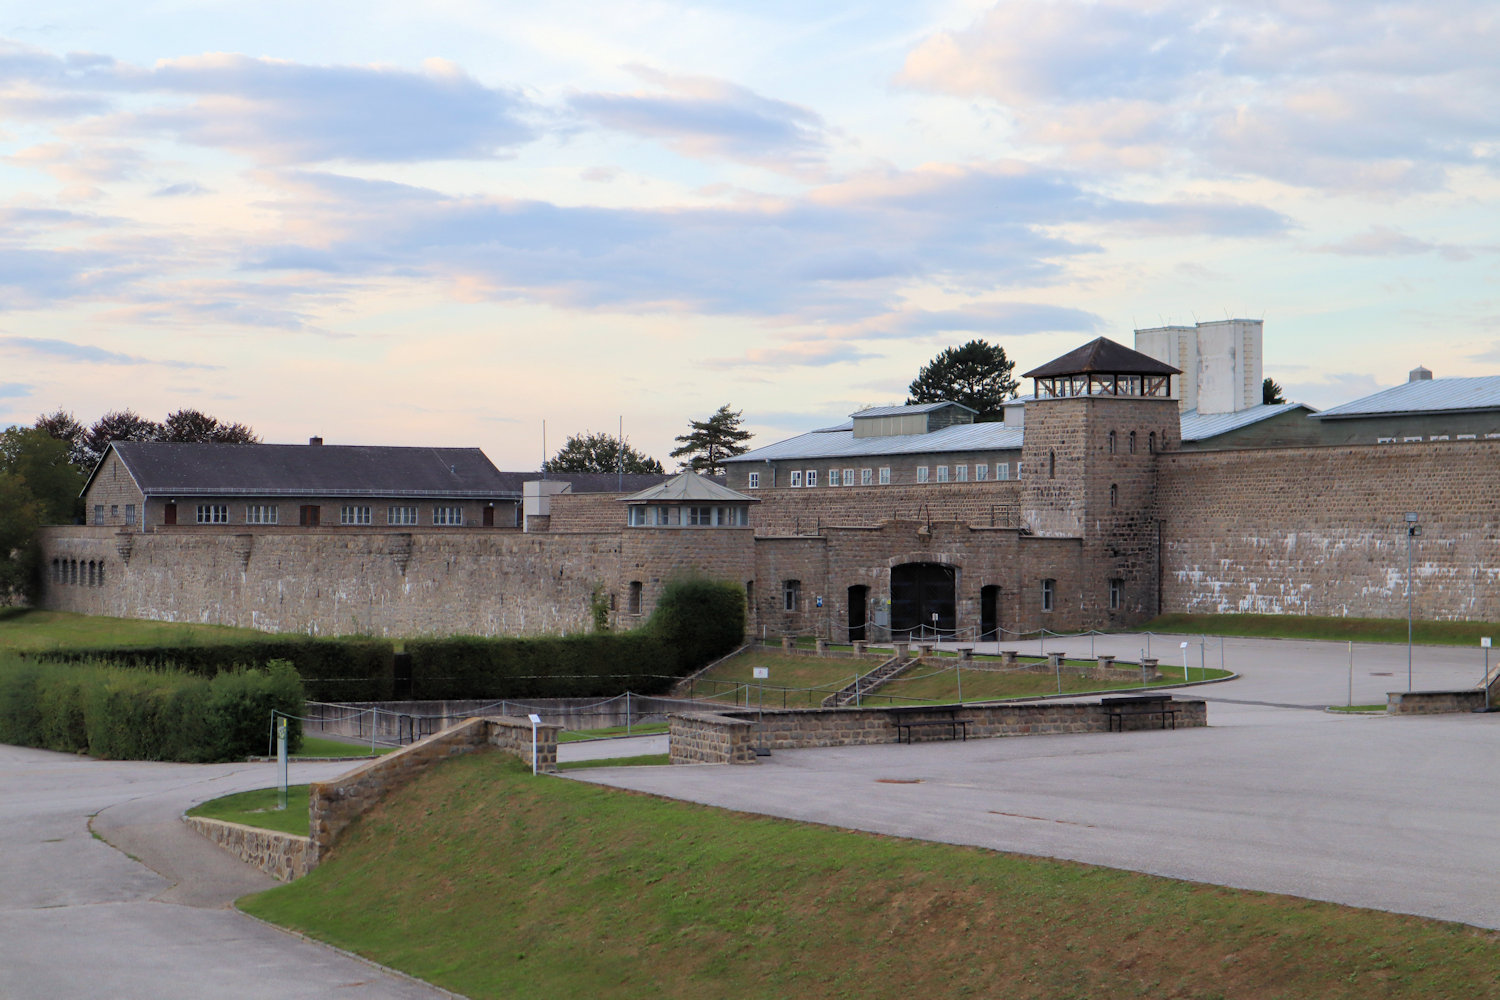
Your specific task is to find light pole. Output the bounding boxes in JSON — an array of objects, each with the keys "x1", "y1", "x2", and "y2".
[{"x1": 1405, "y1": 512, "x2": 1420, "y2": 693}]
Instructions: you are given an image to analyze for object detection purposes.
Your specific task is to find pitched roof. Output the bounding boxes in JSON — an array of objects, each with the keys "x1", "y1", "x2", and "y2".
[
  {"x1": 851, "y1": 402, "x2": 977, "y2": 418},
  {"x1": 98, "y1": 441, "x2": 513, "y2": 498},
  {"x1": 1311, "y1": 375, "x2": 1500, "y2": 420},
  {"x1": 1023, "y1": 337, "x2": 1181, "y2": 378},
  {"x1": 619, "y1": 471, "x2": 758, "y2": 504},
  {"x1": 726, "y1": 421, "x2": 1024, "y2": 464},
  {"x1": 1179, "y1": 403, "x2": 1316, "y2": 441},
  {"x1": 495, "y1": 471, "x2": 676, "y2": 494}
]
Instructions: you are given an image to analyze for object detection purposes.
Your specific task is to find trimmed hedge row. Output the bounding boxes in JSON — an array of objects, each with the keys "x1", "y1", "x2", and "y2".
[
  {"x1": 19, "y1": 578, "x2": 746, "y2": 703},
  {"x1": 28, "y1": 638, "x2": 396, "y2": 702},
  {"x1": 0, "y1": 655, "x2": 304, "y2": 761}
]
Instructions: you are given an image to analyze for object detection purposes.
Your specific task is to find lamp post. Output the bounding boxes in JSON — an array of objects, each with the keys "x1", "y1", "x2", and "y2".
[{"x1": 1405, "y1": 513, "x2": 1420, "y2": 693}]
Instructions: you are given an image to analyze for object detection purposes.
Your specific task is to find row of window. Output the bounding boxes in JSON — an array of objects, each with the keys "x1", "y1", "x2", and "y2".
[
  {"x1": 627, "y1": 505, "x2": 750, "y2": 527},
  {"x1": 51, "y1": 558, "x2": 105, "y2": 587},
  {"x1": 1105, "y1": 430, "x2": 1160, "y2": 455},
  {"x1": 773, "y1": 577, "x2": 1125, "y2": 614},
  {"x1": 749, "y1": 462, "x2": 1017, "y2": 489},
  {"x1": 194, "y1": 504, "x2": 465, "y2": 526},
  {"x1": 93, "y1": 504, "x2": 137, "y2": 525}
]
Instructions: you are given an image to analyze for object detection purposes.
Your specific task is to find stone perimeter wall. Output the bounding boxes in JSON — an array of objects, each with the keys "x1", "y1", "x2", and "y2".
[
  {"x1": 183, "y1": 816, "x2": 310, "y2": 881},
  {"x1": 670, "y1": 698, "x2": 1207, "y2": 763},
  {"x1": 1157, "y1": 439, "x2": 1500, "y2": 621}
]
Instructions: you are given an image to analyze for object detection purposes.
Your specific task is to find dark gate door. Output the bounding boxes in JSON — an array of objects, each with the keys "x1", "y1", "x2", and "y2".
[
  {"x1": 847, "y1": 584, "x2": 869, "y2": 641},
  {"x1": 890, "y1": 563, "x2": 956, "y2": 639},
  {"x1": 981, "y1": 585, "x2": 1000, "y2": 641},
  {"x1": 163, "y1": 503, "x2": 176, "y2": 526},
  {"x1": 482, "y1": 506, "x2": 495, "y2": 527}
]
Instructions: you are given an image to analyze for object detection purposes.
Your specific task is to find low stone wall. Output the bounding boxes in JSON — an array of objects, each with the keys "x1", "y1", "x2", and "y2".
[
  {"x1": 308, "y1": 695, "x2": 689, "y2": 743},
  {"x1": 669, "y1": 698, "x2": 1207, "y2": 762},
  {"x1": 183, "y1": 816, "x2": 310, "y2": 881},
  {"x1": 309, "y1": 715, "x2": 560, "y2": 865},
  {"x1": 669, "y1": 712, "x2": 758, "y2": 764},
  {"x1": 1387, "y1": 690, "x2": 1488, "y2": 714}
]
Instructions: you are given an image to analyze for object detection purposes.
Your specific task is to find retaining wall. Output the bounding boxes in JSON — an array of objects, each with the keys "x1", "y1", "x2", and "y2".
[{"x1": 183, "y1": 816, "x2": 310, "y2": 881}]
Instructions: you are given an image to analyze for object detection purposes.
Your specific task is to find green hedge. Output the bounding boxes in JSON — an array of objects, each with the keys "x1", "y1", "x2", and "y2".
[
  {"x1": 0, "y1": 655, "x2": 304, "y2": 761},
  {"x1": 405, "y1": 578, "x2": 746, "y2": 699},
  {"x1": 26, "y1": 638, "x2": 395, "y2": 702}
]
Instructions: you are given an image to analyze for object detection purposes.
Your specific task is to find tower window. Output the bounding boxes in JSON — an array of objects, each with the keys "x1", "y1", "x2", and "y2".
[
  {"x1": 1110, "y1": 483, "x2": 1118, "y2": 507},
  {"x1": 1041, "y1": 578, "x2": 1055, "y2": 613}
]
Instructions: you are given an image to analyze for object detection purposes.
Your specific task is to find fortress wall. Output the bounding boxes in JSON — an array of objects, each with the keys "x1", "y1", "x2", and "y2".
[
  {"x1": 38, "y1": 526, "x2": 624, "y2": 637},
  {"x1": 1157, "y1": 440, "x2": 1500, "y2": 620}
]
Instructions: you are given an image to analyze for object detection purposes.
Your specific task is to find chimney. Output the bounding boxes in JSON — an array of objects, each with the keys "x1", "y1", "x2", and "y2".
[
  {"x1": 309, "y1": 436, "x2": 324, "y2": 446},
  {"x1": 1409, "y1": 366, "x2": 1432, "y2": 383}
]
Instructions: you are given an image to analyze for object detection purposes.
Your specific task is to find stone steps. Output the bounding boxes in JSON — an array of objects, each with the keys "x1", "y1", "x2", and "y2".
[{"x1": 822, "y1": 654, "x2": 912, "y2": 708}]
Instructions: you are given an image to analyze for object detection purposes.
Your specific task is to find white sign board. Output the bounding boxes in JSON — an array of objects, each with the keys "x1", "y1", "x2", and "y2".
[
  {"x1": 752, "y1": 667, "x2": 769, "y2": 679},
  {"x1": 528, "y1": 713, "x2": 542, "y2": 724},
  {"x1": 1483, "y1": 637, "x2": 1492, "y2": 648}
]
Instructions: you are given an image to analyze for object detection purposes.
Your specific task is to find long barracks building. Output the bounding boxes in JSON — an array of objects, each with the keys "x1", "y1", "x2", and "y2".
[{"x1": 38, "y1": 332, "x2": 1500, "y2": 640}]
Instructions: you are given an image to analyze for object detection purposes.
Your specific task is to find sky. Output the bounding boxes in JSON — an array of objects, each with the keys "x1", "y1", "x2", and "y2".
[{"x1": 1, "y1": 0, "x2": 1497, "y2": 469}]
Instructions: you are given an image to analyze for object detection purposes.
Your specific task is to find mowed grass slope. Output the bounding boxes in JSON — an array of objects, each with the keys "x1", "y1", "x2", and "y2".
[
  {"x1": 0, "y1": 608, "x2": 262, "y2": 650},
  {"x1": 1142, "y1": 613, "x2": 1500, "y2": 647},
  {"x1": 242, "y1": 751, "x2": 1500, "y2": 1000}
]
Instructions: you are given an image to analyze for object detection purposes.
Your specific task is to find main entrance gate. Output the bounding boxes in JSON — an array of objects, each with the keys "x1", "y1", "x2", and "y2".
[{"x1": 890, "y1": 562, "x2": 956, "y2": 639}]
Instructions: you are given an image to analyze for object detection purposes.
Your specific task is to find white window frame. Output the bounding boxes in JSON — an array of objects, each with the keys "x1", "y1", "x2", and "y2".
[
  {"x1": 433, "y1": 505, "x2": 463, "y2": 526},
  {"x1": 341, "y1": 505, "x2": 372, "y2": 525},
  {"x1": 245, "y1": 504, "x2": 279, "y2": 525},
  {"x1": 878, "y1": 467, "x2": 890, "y2": 485},
  {"x1": 790, "y1": 470, "x2": 803, "y2": 488},
  {"x1": 860, "y1": 468, "x2": 873, "y2": 486},
  {"x1": 976, "y1": 464, "x2": 988, "y2": 482},
  {"x1": 841, "y1": 468, "x2": 853, "y2": 486},
  {"x1": 916, "y1": 466, "x2": 929, "y2": 483},
  {"x1": 955, "y1": 465, "x2": 968, "y2": 482},
  {"x1": 196, "y1": 504, "x2": 228, "y2": 524},
  {"x1": 806, "y1": 470, "x2": 818, "y2": 487},
  {"x1": 747, "y1": 471, "x2": 760, "y2": 489},
  {"x1": 937, "y1": 465, "x2": 950, "y2": 483},
  {"x1": 388, "y1": 505, "x2": 418, "y2": 525},
  {"x1": 829, "y1": 467, "x2": 839, "y2": 486}
]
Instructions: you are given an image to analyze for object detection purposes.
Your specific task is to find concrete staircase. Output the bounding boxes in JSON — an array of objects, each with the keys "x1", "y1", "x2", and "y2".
[{"x1": 821, "y1": 653, "x2": 914, "y2": 708}]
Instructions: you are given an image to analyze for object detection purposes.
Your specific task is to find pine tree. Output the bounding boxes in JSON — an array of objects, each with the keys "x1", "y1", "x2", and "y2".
[
  {"x1": 907, "y1": 340, "x2": 1017, "y2": 421},
  {"x1": 670, "y1": 405, "x2": 753, "y2": 476}
]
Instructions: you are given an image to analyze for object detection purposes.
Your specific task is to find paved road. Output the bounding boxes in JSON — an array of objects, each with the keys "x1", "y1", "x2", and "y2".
[
  {"x1": 0, "y1": 747, "x2": 455, "y2": 1000},
  {"x1": 573, "y1": 634, "x2": 1500, "y2": 930}
]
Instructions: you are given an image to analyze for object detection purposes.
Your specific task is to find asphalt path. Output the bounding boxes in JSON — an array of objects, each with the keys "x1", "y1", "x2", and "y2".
[
  {"x1": 0, "y1": 747, "x2": 455, "y2": 1000},
  {"x1": 573, "y1": 633, "x2": 1500, "y2": 930}
]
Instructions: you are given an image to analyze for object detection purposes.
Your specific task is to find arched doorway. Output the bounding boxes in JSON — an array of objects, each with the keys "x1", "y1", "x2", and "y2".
[
  {"x1": 890, "y1": 562, "x2": 956, "y2": 639},
  {"x1": 980, "y1": 585, "x2": 1001, "y2": 641},
  {"x1": 848, "y1": 584, "x2": 869, "y2": 641}
]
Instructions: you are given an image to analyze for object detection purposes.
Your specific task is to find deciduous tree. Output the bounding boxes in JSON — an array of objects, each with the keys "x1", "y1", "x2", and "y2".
[{"x1": 543, "y1": 432, "x2": 664, "y2": 474}]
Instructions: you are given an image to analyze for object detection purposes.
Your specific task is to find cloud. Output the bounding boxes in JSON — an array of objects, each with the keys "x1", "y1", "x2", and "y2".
[
  {"x1": 0, "y1": 382, "x2": 31, "y2": 399},
  {"x1": 899, "y1": 0, "x2": 1500, "y2": 193},
  {"x1": 701, "y1": 342, "x2": 882, "y2": 370},
  {"x1": 865, "y1": 303, "x2": 1103, "y2": 339},
  {"x1": 1315, "y1": 226, "x2": 1477, "y2": 261},
  {"x1": 152, "y1": 181, "x2": 210, "y2": 197},
  {"x1": 571, "y1": 67, "x2": 827, "y2": 171},
  {"x1": 1, "y1": 335, "x2": 220, "y2": 370},
  {"x1": 1281, "y1": 371, "x2": 1387, "y2": 410}
]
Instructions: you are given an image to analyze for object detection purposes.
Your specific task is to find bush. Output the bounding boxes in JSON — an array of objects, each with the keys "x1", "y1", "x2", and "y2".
[
  {"x1": 647, "y1": 577, "x2": 746, "y2": 669},
  {"x1": 0, "y1": 653, "x2": 304, "y2": 761}
]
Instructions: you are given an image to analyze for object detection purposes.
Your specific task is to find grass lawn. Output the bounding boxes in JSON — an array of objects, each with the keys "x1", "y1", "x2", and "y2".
[
  {"x1": 241, "y1": 751, "x2": 1500, "y2": 1000},
  {"x1": 187, "y1": 785, "x2": 310, "y2": 837},
  {"x1": 558, "y1": 722, "x2": 670, "y2": 743},
  {"x1": 295, "y1": 735, "x2": 394, "y2": 758},
  {"x1": 1328, "y1": 704, "x2": 1388, "y2": 714},
  {"x1": 0, "y1": 608, "x2": 263, "y2": 651},
  {"x1": 558, "y1": 753, "x2": 671, "y2": 771},
  {"x1": 1142, "y1": 612, "x2": 1500, "y2": 647}
]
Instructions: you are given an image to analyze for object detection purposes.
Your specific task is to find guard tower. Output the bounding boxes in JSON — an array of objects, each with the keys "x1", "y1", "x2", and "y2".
[{"x1": 1020, "y1": 337, "x2": 1180, "y2": 626}]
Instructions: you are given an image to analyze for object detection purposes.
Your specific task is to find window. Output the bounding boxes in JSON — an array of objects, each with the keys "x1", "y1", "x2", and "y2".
[
  {"x1": 806, "y1": 470, "x2": 818, "y2": 487},
  {"x1": 388, "y1": 505, "x2": 418, "y2": 525},
  {"x1": 996, "y1": 463, "x2": 1010, "y2": 481},
  {"x1": 976, "y1": 464, "x2": 988, "y2": 482},
  {"x1": 110, "y1": 505, "x2": 118, "y2": 519},
  {"x1": 726, "y1": 506, "x2": 748, "y2": 526},
  {"x1": 94, "y1": 505, "x2": 103, "y2": 523},
  {"x1": 1108, "y1": 430, "x2": 1117, "y2": 455},
  {"x1": 956, "y1": 464, "x2": 968, "y2": 482},
  {"x1": 1109, "y1": 578, "x2": 1123, "y2": 611},
  {"x1": 341, "y1": 505, "x2": 372, "y2": 525},
  {"x1": 937, "y1": 465, "x2": 950, "y2": 482},
  {"x1": 196, "y1": 504, "x2": 228, "y2": 524},
  {"x1": 861, "y1": 468, "x2": 873, "y2": 486},
  {"x1": 299, "y1": 505, "x2": 320, "y2": 526},
  {"x1": 125, "y1": 504, "x2": 136, "y2": 527},
  {"x1": 1049, "y1": 451, "x2": 1056, "y2": 479},
  {"x1": 783, "y1": 579, "x2": 800, "y2": 612},
  {"x1": 843, "y1": 469, "x2": 855, "y2": 486},
  {"x1": 790, "y1": 470, "x2": 803, "y2": 488},
  {"x1": 1041, "y1": 578, "x2": 1055, "y2": 613},
  {"x1": 829, "y1": 468, "x2": 840, "y2": 486},
  {"x1": 628, "y1": 581, "x2": 643, "y2": 616},
  {"x1": 747, "y1": 472, "x2": 760, "y2": 489},
  {"x1": 878, "y1": 467, "x2": 890, "y2": 485},
  {"x1": 1129, "y1": 431, "x2": 1137, "y2": 454},
  {"x1": 245, "y1": 504, "x2": 279, "y2": 525},
  {"x1": 1110, "y1": 483, "x2": 1118, "y2": 508},
  {"x1": 689, "y1": 506, "x2": 714, "y2": 526},
  {"x1": 916, "y1": 466, "x2": 929, "y2": 483},
  {"x1": 433, "y1": 505, "x2": 463, "y2": 525},
  {"x1": 97, "y1": 563, "x2": 105, "y2": 587},
  {"x1": 1015, "y1": 462, "x2": 1023, "y2": 479},
  {"x1": 1149, "y1": 431, "x2": 1156, "y2": 453}
]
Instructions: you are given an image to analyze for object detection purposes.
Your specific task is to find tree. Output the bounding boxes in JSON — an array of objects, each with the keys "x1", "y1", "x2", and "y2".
[
  {"x1": 670, "y1": 404, "x2": 753, "y2": 476},
  {"x1": 1262, "y1": 377, "x2": 1286, "y2": 405},
  {"x1": 160, "y1": 408, "x2": 260, "y2": 444},
  {"x1": 543, "y1": 432, "x2": 664, "y2": 474},
  {"x1": 907, "y1": 340, "x2": 1018, "y2": 421},
  {"x1": 34, "y1": 409, "x2": 88, "y2": 469},
  {"x1": 0, "y1": 427, "x2": 85, "y2": 602},
  {"x1": 81, "y1": 409, "x2": 162, "y2": 471}
]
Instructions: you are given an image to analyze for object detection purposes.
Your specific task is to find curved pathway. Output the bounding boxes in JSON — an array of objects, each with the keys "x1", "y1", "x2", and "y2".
[{"x1": 0, "y1": 747, "x2": 456, "y2": 1000}]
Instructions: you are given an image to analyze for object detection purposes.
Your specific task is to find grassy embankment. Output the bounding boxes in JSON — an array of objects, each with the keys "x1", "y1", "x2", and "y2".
[
  {"x1": 241, "y1": 751, "x2": 1500, "y2": 1000},
  {"x1": 687, "y1": 649, "x2": 1227, "y2": 707},
  {"x1": 187, "y1": 785, "x2": 311, "y2": 837},
  {"x1": 0, "y1": 608, "x2": 262, "y2": 651},
  {"x1": 1141, "y1": 613, "x2": 1500, "y2": 647}
]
